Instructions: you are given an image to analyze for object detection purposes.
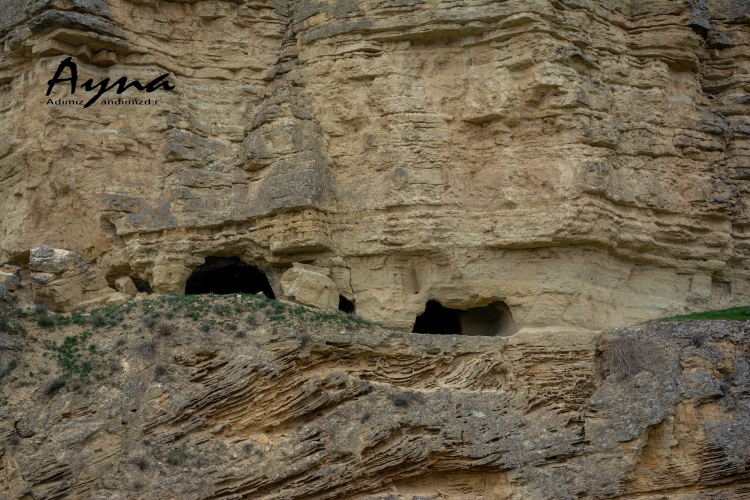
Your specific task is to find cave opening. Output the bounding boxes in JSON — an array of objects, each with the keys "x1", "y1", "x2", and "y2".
[
  {"x1": 412, "y1": 301, "x2": 461, "y2": 335},
  {"x1": 412, "y1": 300, "x2": 517, "y2": 336},
  {"x1": 338, "y1": 296, "x2": 355, "y2": 314},
  {"x1": 184, "y1": 257, "x2": 276, "y2": 298},
  {"x1": 131, "y1": 277, "x2": 152, "y2": 294},
  {"x1": 460, "y1": 302, "x2": 517, "y2": 336}
]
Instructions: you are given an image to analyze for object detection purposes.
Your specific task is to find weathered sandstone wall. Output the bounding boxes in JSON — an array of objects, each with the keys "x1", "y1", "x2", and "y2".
[
  {"x1": 2, "y1": 0, "x2": 750, "y2": 330},
  {"x1": 0, "y1": 295, "x2": 748, "y2": 499}
]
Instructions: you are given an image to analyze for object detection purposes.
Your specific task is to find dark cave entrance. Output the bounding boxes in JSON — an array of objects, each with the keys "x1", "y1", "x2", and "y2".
[
  {"x1": 412, "y1": 301, "x2": 461, "y2": 335},
  {"x1": 185, "y1": 257, "x2": 276, "y2": 298},
  {"x1": 412, "y1": 300, "x2": 517, "y2": 336},
  {"x1": 338, "y1": 296, "x2": 355, "y2": 314},
  {"x1": 131, "y1": 277, "x2": 152, "y2": 294}
]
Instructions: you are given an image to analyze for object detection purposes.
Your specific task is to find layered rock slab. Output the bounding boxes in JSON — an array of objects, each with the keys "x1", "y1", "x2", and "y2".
[
  {"x1": 0, "y1": 296, "x2": 747, "y2": 499},
  {"x1": 1, "y1": 0, "x2": 750, "y2": 329}
]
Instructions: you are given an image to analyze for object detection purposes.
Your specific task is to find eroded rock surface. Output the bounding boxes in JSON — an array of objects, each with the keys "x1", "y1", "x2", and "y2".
[
  {"x1": 29, "y1": 245, "x2": 122, "y2": 311},
  {"x1": 0, "y1": 294, "x2": 747, "y2": 499},
  {"x1": 1, "y1": 1, "x2": 750, "y2": 328},
  {"x1": 281, "y1": 262, "x2": 339, "y2": 311}
]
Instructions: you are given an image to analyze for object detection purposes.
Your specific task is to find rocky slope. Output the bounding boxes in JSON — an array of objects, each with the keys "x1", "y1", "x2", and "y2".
[
  {"x1": 2, "y1": 0, "x2": 750, "y2": 330},
  {"x1": 0, "y1": 293, "x2": 748, "y2": 499}
]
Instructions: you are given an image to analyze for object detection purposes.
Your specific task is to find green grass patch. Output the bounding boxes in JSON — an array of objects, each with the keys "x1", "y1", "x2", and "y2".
[
  {"x1": 657, "y1": 306, "x2": 750, "y2": 322},
  {"x1": 42, "y1": 331, "x2": 106, "y2": 382}
]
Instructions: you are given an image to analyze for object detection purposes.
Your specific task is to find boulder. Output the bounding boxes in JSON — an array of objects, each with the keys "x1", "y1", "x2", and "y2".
[
  {"x1": 0, "y1": 265, "x2": 21, "y2": 291},
  {"x1": 280, "y1": 263, "x2": 339, "y2": 312},
  {"x1": 114, "y1": 276, "x2": 138, "y2": 297},
  {"x1": 29, "y1": 245, "x2": 120, "y2": 312}
]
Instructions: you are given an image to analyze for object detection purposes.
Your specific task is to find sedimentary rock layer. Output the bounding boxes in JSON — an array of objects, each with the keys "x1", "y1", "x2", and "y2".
[
  {"x1": 0, "y1": 295, "x2": 748, "y2": 499},
  {"x1": 2, "y1": 0, "x2": 750, "y2": 329}
]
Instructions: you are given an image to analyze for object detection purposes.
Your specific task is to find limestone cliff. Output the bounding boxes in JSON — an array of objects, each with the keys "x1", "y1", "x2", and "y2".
[
  {"x1": 2, "y1": 0, "x2": 750, "y2": 330},
  {"x1": 0, "y1": 294, "x2": 748, "y2": 499}
]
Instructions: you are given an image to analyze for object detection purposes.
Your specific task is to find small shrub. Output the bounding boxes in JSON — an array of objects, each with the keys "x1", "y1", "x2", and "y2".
[
  {"x1": 68, "y1": 378, "x2": 82, "y2": 391},
  {"x1": 226, "y1": 323, "x2": 237, "y2": 331},
  {"x1": 37, "y1": 315, "x2": 56, "y2": 328},
  {"x1": 89, "y1": 314, "x2": 107, "y2": 328},
  {"x1": 109, "y1": 359, "x2": 121, "y2": 371},
  {"x1": 360, "y1": 412, "x2": 371, "y2": 423},
  {"x1": 165, "y1": 443, "x2": 192, "y2": 465},
  {"x1": 132, "y1": 455, "x2": 149, "y2": 471},
  {"x1": 154, "y1": 364, "x2": 168, "y2": 378},
  {"x1": 201, "y1": 322, "x2": 210, "y2": 333},
  {"x1": 115, "y1": 338, "x2": 127, "y2": 348},
  {"x1": 389, "y1": 391, "x2": 422, "y2": 408},
  {"x1": 603, "y1": 337, "x2": 653, "y2": 378},
  {"x1": 0, "y1": 359, "x2": 17, "y2": 381},
  {"x1": 9, "y1": 435, "x2": 20, "y2": 446},
  {"x1": 143, "y1": 316, "x2": 156, "y2": 329},
  {"x1": 690, "y1": 331, "x2": 705, "y2": 348},
  {"x1": 235, "y1": 330, "x2": 247, "y2": 339},
  {"x1": 34, "y1": 302, "x2": 48, "y2": 315},
  {"x1": 242, "y1": 443, "x2": 254, "y2": 455},
  {"x1": 72, "y1": 311, "x2": 86, "y2": 325},
  {"x1": 43, "y1": 377, "x2": 66, "y2": 396},
  {"x1": 138, "y1": 342, "x2": 156, "y2": 358},
  {"x1": 155, "y1": 323, "x2": 175, "y2": 337},
  {"x1": 245, "y1": 315, "x2": 257, "y2": 326},
  {"x1": 165, "y1": 311, "x2": 174, "y2": 319}
]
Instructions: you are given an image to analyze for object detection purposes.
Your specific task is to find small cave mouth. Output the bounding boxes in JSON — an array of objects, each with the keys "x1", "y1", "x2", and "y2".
[
  {"x1": 338, "y1": 296, "x2": 355, "y2": 314},
  {"x1": 412, "y1": 301, "x2": 461, "y2": 335},
  {"x1": 185, "y1": 257, "x2": 276, "y2": 298},
  {"x1": 412, "y1": 300, "x2": 517, "y2": 336},
  {"x1": 131, "y1": 277, "x2": 152, "y2": 294}
]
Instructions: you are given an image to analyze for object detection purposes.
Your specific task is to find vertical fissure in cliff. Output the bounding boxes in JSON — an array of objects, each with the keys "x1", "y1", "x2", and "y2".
[
  {"x1": 412, "y1": 300, "x2": 517, "y2": 336},
  {"x1": 185, "y1": 257, "x2": 275, "y2": 298}
]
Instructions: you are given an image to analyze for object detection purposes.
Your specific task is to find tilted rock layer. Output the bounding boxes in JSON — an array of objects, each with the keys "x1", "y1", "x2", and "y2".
[
  {"x1": 0, "y1": 295, "x2": 748, "y2": 499},
  {"x1": 2, "y1": 0, "x2": 750, "y2": 329}
]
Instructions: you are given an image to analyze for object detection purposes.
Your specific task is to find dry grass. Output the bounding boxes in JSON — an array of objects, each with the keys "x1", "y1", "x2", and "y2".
[
  {"x1": 603, "y1": 337, "x2": 653, "y2": 377},
  {"x1": 155, "y1": 323, "x2": 175, "y2": 337},
  {"x1": 138, "y1": 341, "x2": 156, "y2": 358}
]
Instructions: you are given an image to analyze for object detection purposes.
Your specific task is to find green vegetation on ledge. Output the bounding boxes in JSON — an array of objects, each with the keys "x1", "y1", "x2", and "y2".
[{"x1": 657, "y1": 306, "x2": 750, "y2": 322}]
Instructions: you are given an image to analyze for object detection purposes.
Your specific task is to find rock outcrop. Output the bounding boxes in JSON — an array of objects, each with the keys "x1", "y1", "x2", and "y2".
[
  {"x1": 29, "y1": 245, "x2": 125, "y2": 311},
  {"x1": 1, "y1": 1, "x2": 750, "y2": 329},
  {"x1": 280, "y1": 262, "x2": 339, "y2": 311},
  {"x1": 114, "y1": 276, "x2": 138, "y2": 297},
  {"x1": 0, "y1": 267, "x2": 20, "y2": 293},
  {"x1": 0, "y1": 294, "x2": 747, "y2": 499}
]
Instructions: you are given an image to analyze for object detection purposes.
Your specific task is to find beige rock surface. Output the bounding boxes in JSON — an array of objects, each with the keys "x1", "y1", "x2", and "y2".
[
  {"x1": 0, "y1": 294, "x2": 748, "y2": 499},
  {"x1": 0, "y1": 267, "x2": 20, "y2": 292},
  {"x1": 1, "y1": 0, "x2": 750, "y2": 329},
  {"x1": 114, "y1": 276, "x2": 138, "y2": 297},
  {"x1": 281, "y1": 262, "x2": 339, "y2": 311},
  {"x1": 29, "y1": 245, "x2": 119, "y2": 311}
]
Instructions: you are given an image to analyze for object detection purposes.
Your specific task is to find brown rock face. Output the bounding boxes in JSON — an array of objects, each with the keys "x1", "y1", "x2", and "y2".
[
  {"x1": 29, "y1": 245, "x2": 122, "y2": 311},
  {"x1": 1, "y1": 0, "x2": 750, "y2": 329},
  {"x1": 280, "y1": 262, "x2": 338, "y2": 309},
  {"x1": 0, "y1": 294, "x2": 748, "y2": 499}
]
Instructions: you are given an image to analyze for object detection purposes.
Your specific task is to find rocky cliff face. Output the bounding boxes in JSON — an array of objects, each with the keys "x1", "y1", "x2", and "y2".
[
  {"x1": 2, "y1": 0, "x2": 750, "y2": 330},
  {"x1": 0, "y1": 294, "x2": 748, "y2": 499}
]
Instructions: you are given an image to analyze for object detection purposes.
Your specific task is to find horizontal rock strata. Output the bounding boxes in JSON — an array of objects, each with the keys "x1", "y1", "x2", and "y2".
[{"x1": 1, "y1": 0, "x2": 750, "y2": 329}]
